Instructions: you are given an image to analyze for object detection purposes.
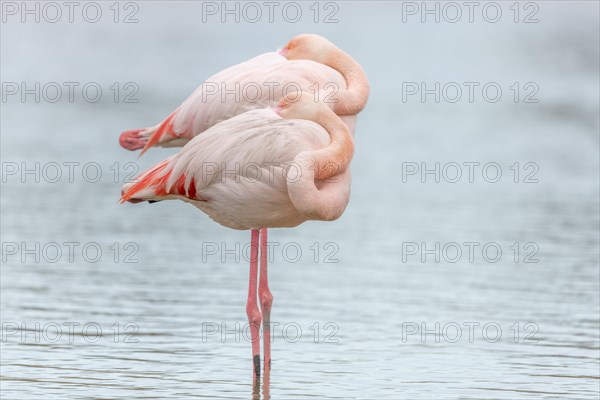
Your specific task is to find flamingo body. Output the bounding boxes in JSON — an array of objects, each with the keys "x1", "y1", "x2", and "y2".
[
  {"x1": 121, "y1": 107, "x2": 351, "y2": 230},
  {"x1": 121, "y1": 52, "x2": 354, "y2": 153}
]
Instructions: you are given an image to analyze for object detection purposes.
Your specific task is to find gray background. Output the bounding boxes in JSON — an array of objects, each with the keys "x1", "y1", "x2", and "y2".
[{"x1": 1, "y1": 1, "x2": 599, "y2": 399}]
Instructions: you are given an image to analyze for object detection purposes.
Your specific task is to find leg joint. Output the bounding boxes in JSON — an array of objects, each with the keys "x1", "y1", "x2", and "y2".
[
  {"x1": 246, "y1": 303, "x2": 262, "y2": 325},
  {"x1": 259, "y1": 290, "x2": 273, "y2": 309}
]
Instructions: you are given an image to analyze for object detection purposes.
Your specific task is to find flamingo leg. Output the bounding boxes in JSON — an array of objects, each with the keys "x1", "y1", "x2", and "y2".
[
  {"x1": 246, "y1": 229, "x2": 262, "y2": 379},
  {"x1": 258, "y1": 228, "x2": 273, "y2": 370}
]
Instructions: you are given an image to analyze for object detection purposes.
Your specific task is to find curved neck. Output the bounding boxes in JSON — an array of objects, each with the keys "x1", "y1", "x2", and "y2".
[
  {"x1": 310, "y1": 107, "x2": 354, "y2": 180},
  {"x1": 323, "y1": 49, "x2": 370, "y2": 116},
  {"x1": 286, "y1": 108, "x2": 354, "y2": 221}
]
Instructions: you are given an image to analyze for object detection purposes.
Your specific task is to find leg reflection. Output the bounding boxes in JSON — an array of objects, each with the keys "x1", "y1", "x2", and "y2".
[
  {"x1": 252, "y1": 375, "x2": 261, "y2": 400},
  {"x1": 251, "y1": 365, "x2": 270, "y2": 400},
  {"x1": 262, "y1": 361, "x2": 271, "y2": 400}
]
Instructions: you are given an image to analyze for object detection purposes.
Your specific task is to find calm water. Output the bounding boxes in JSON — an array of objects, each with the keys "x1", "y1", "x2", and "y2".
[{"x1": 1, "y1": 2, "x2": 599, "y2": 399}]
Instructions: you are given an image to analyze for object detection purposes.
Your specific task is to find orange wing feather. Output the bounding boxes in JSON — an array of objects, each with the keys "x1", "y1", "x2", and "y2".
[
  {"x1": 120, "y1": 159, "x2": 200, "y2": 203},
  {"x1": 139, "y1": 111, "x2": 179, "y2": 155}
]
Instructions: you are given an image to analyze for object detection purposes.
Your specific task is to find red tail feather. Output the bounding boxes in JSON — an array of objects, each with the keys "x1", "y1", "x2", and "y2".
[
  {"x1": 120, "y1": 160, "x2": 200, "y2": 203},
  {"x1": 120, "y1": 160, "x2": 171, "y2": 203},
  {"x1": 139, "y1": 111, "x2": 179, "y2": 155}
]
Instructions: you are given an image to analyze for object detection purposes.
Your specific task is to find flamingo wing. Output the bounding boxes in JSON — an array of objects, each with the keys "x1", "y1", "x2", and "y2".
[{"x1": 137, "y1": 53, "x2": 284, "y2": 154}]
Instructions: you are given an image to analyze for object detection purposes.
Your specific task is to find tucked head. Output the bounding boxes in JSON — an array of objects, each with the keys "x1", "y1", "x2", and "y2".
[
  {"x1": 274, "y1": 94, "x2": 327, "y2": 121},
  {"x1": 279, "y1": 34, "x2": 336, "y2": 63}
]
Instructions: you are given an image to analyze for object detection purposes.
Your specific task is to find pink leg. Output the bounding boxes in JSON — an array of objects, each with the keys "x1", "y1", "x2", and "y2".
[
  {"x1": 258, "y1": 228, "x2": 273, "y2": 370},
  {"x1": 246, "y1": 229, "x2": 262, "y2": 379}
]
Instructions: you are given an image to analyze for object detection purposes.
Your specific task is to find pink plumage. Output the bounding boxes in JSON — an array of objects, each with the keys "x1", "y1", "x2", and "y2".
[
  {"x1": 121, "y1": 102, "x2": 351, "y2": 229},
  {"x1": 119, "y1": 34, "x2": 369, "y2": 154}
]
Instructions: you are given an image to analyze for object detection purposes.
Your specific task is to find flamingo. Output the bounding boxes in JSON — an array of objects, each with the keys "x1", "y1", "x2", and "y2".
[
  {"x1": 119, "y1": 34, "x2": 369, "y2": 154},
  {"x1": 119, "y1": 92, "x2": 367, "y2": 378}
]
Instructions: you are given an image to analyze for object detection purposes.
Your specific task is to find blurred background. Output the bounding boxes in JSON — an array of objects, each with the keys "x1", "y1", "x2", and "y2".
[{"x1": 1, "y1": 1, "x2": 599, "y2": 399}]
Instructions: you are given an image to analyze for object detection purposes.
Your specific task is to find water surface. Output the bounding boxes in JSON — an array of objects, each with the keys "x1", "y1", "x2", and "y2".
[{"x1": 1, "y1": 2, "x2": 599, "y2": 399}]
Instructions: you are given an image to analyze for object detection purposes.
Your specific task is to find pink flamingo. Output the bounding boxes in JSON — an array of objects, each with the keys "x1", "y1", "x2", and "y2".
[
  {"x1": 120, "y1": 92, "x2": 367, "y2": 378},
  {"x1": 119, "y1": 34, "x2": 369, "y2": 154}
]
